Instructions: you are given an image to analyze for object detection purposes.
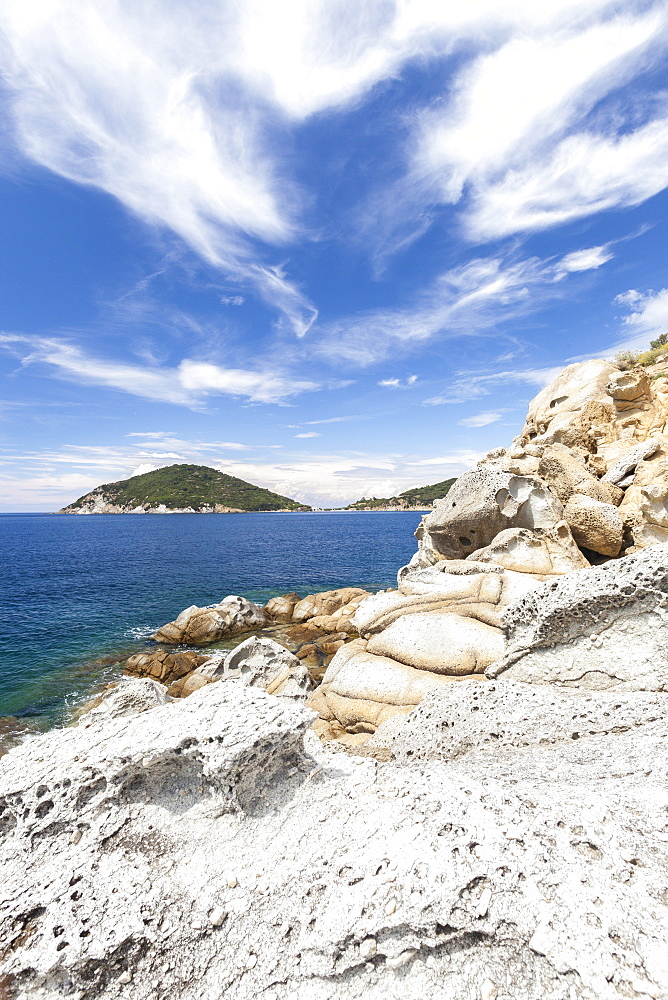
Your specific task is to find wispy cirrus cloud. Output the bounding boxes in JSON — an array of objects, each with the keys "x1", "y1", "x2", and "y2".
[
  {"x1": 613, "y1": 286, "x2": 668, "y2": 350},
  {"x1": 317, "y1": 246, "x2": 612, "y2": 364},
  {"x1": 0, "y1": 2, "x2": 318, "y2": 336},
  {"x1": 366, "y1": 5, "x2": 668, "y2": 252},
  {"x1": 458, "y1": 411, "x2": 503, "y2": 427},
  {"x1": 0, "y1": 334, "x2": 317, "y2": 406},
  {"x1": 1, "y1": 0, "x2": 659, "y2": 339},
  {"x1": 424, "y1": 366, "x2": 564, "y2": 406}
]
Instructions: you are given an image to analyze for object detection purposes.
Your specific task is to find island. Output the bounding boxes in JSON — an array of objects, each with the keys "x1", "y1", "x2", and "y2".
[
  {"x1": 58, "y1": 463, "x2": 312, "y2": 513},
  {"x1": 342, "y1": 477, "x2": 456, "y2": 510}
]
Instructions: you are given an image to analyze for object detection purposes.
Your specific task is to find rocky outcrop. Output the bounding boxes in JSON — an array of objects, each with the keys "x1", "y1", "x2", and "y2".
[
  {"x1": 189, "y1": 636, "x2": 315, "y2": 702},
  {"x1": 314, "y1": 357, "x2": 668, "y2": 739},
  {"x1": 415, "y1": 468, "x2": 564, "y2": 562},
  {"x1": 124, "y1": 649, "x2": 209, "y2": 685},
  {"x1": 489, "y1": 544, "x2": 668, "y2": 690},
  {"x1": 3, "y1": 678, "x2": 668, "y2": 1000},
  {"x1": 369, "y1": 679, "x2": 668, "y2": 762},
  {"x1": 314, "y1": 562, "x2": 543, "y2": 734},
  {"x1": 151, "y1": 596, "x2": 270, "y2": 645}
]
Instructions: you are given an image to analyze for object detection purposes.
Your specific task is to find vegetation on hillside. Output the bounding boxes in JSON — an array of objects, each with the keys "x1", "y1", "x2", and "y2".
[
  {"x1": 614, "y1": 333, "x2": 668, "y2": 370},
  {"x1": 63, "y1": 464, "x2": 311, "y2": 512},
  {"x1": 343, "y1": 478, "x2": 456, "y2": 510}
]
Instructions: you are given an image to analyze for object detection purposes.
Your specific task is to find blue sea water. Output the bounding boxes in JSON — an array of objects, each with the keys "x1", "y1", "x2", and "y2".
[{"x1": 0, "y1": 511, "x2": 423, "y2": 734}]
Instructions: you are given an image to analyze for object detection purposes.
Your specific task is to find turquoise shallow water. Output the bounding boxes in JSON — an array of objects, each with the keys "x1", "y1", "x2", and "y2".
[{"x1": 0, "y1": 511, "x2": 423, "y2": 733}]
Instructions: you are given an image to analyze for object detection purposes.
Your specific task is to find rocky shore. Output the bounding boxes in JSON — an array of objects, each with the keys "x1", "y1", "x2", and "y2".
[{"x1": 2, "y1": 357, "x2": 668, "y2": 999}]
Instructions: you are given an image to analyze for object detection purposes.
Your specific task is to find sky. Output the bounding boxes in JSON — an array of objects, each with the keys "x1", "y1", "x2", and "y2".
[{"x1": 1, "y1": 0, "x2": 668, "y2": 511}]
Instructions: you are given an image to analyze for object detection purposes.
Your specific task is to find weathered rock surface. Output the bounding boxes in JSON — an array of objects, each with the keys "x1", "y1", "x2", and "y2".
[
  {"x1": 3, "y1": 679, "x2": 668, "y2": 1000},
  {"x1": 562, "y1": 494, "x2": 624, "y2": 557},
  {"x1": 602, "y1": 438, "x2": 660, "y2": 485},
  {"x1": 151, "y1": 596, "x2": 270, "y2": 645},
  {"x1": 366, "y1": 613, "x2": 504, "y2": 674},
  {"x1": 196, "y1": 636, "x2": 314, "y2": 701},
  {"x1": 520, "y1": 359, "x2": 619, "y2": 448},
  {"x1": 291, "y1": 588, "x2": 369, "y2": 624},
  {"x1": 79, "y1": 677, "x2": 171, "y2": 724},
  {"x1": 489, "y1": 544, "x2": 668, "y2": 690},
  {"x1": 537, "y1": 446, "x2": 622, "y2": 505},
  {"x1": 466, "y1": 522, "x2": 589, "y2": 575},
  {"x1": 264, "y1": 592, "x2": 302, "y2": 622},
  {"x1": 416, "y1": 469, "x2": 564, "y2": 562},
  {"x1": 369, "y1": 679, "x2": 668, "y2": 762},
  {"x1": 125, "y1": 649, "x2": 209, "y2": 685},
  {"x1": 312, "y1": 639, "x2": 477, "y2": 730}
]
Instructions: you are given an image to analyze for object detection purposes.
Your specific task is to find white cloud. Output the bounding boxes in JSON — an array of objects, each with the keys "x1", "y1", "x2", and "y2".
[
  {"x1": 1, "y1": 0, "x2": 660, "y2": 336},
  {"x1": 458, "y1": 411, "x2": 502, "y2": 427},
  {"x1": 424, "y1": 366, "x2": 563, "y2": 405},
  {"x1": 0, "y1": 435, "x2": 483, "y2": 510},
  {"x1": 130, "y1": 463, "x2": 159, "y2": 477},
  {"x1": 559, "y1": 245, "x2": 613, "y2": 273},
  {"x1": 378, "y1": 375, "x2": 419, "y2": 388},
  {"x1": 469, "y1": 116, "x2": 668, "y2": 238},
  {"x1": 614, "y1": 287, "x2": 668, "y2": 350},
  {"x1": 0, "y1": 1, "x2": 317, "y2": 336},
  {"x1": 318, "y1": 249, "x2": 611, "y2": 364},
  {"x1": 0, "y1": 334, "x2": 318, "y2": 405},
  {"x1": 294, "y1": 431, "x2": 321, "y2": 438},
  {"x1": 372, "y1": 5, "x2": 668, "y2": 247},
  {"x1": 220, "y1": 295, "x2": 245, "y2": 306}
]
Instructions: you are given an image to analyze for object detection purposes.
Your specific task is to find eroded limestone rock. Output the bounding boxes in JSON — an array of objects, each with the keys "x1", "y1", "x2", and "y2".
[
  {"x1": 369, "y1": 679, "x2": 668, "y2": 763},
  {"x1": 291, "y1": 587, "x2": 369, "y2": 623},
  {"x1": 264, "y1": 592, "x2": 302, "y2": 622},
  {"x1": 366, "y1": 613, "x2": 504, "y2": 674},
  {"x1": 125, "y1": 649, "x2": 209, "y2": 684},
  {"x1": 79, "y1": 677, "x2": 171, "y2": 725},
  {"x1": 197, "y1": 635, "x2": 314, "y2": 702},
  {"x1": 466, "y1": 522, "x2": 589, "y2": 575},
  {"x1": 2, "y1": 678, "x2": 668, "y2": 1000},
  {"x1": 489, "y1": 544, "x2": 668, "y2": 690},
  {"x1": 314, "y1": 638, "x2": 484, "y2": 730},
  {"x1": 416, "y1": 469, "x2": 563, "y2": 562}
]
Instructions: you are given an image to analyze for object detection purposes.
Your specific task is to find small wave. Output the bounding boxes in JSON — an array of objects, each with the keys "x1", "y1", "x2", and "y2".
[{"x1": 124, "y1": 625, "x2": 159, "y2": 641}]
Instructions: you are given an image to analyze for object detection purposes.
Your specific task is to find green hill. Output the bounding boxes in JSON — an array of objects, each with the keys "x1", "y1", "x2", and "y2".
[
  {"x1": 343, "y1": 478, "x2": 456, "y2": 510},
  {"x1": 60, "y1": 464, "x2": 311, "y2": 513}
]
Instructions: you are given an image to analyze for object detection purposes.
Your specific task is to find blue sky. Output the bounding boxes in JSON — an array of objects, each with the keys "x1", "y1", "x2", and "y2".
[{"x1": 1, "y1": 0, "x2": 668, "y2": 510}]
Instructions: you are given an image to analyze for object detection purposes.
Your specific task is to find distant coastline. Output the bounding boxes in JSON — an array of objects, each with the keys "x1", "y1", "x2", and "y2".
[{"x1": 53, "y1": 507, "x2": 434, "y2": 514}]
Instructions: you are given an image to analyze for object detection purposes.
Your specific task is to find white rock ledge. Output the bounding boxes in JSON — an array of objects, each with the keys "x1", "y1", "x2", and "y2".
[{"x1": 2, "y1": 679, "x2": 668, "y2": 1000}]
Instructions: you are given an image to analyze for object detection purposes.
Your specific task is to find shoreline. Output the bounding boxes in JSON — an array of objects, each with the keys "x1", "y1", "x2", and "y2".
[{"x1": 2, "y1": 508, "x2": 434, "y2": 516}]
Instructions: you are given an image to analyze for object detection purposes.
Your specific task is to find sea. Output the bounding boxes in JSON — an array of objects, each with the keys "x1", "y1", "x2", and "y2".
[{"x1": 0, "y1": 511, "x2": 423, "y2": 744}]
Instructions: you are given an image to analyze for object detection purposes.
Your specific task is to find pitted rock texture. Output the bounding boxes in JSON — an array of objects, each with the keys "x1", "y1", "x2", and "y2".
[
  {"x1": 466, "y1": 523, "x2": 589, "y2": 575},
  {"x1": 602, "y1": 438, "x2": 660, "y2": 485},
  {"x1": 2, "y1": 681, "x2": 668, "y2": 1000},
  {"x1": 368, "y1": 679, "x2": 668, "y2": 763},
  {"x1": 195, "y1": 635, "x2": 315, "y2": 702},
  {"x1": 78, "y1": 678, "x2": 170, "y2": 724},
  {"x1": 489, "y1": 544, "x2": 668, "y2": 690},
  {"x1": 416, "y1": 469, "x2": 564, "y2": 562},
  {"x1": 562, "y1": 494, "x2": 624, "y2": 557}
]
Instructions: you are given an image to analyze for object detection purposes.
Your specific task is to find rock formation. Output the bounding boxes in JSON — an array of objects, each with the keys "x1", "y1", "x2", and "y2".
[
  {"x1": 3, "y1": 356, "x2": 668, "y2": 999},
  {"x1": 2, "y1": 674, "x2": 668, "y2": 1000},
  {"x1": 315, "y1": 357, "x2": 668, "y2": 740},
  {"x1": 151, "y1": 596, "x2": 270, "y2": 645}
]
